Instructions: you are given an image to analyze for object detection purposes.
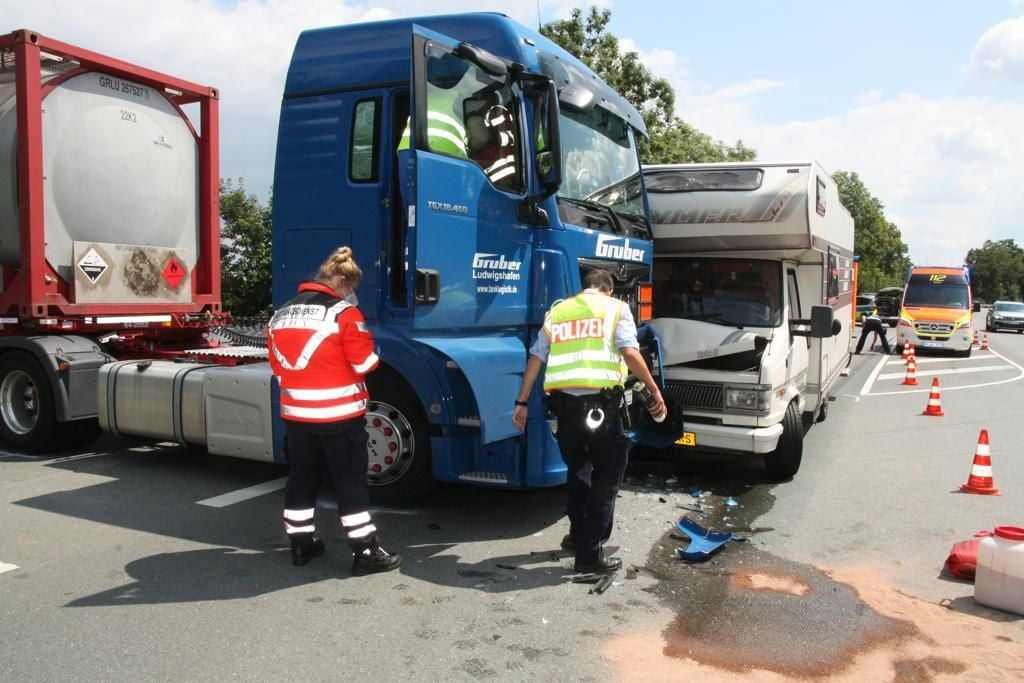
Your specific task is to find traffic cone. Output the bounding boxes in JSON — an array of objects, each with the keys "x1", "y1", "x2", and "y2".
[
  {"x1": 906, "y1": 343, "x2": 916, "y2": 362},
  {"x1": 901, "y1": 356, "x2": 918, "y2": 385},
  {"x1": 973, "y1": 330, "x2": 979, "y2": 346},
  {"x1": 981, "y1": 334, "x2": 989, "y2": 351},
  {"x1": 902, "y1": 343, "x2": 911, "y2": 361},
  {"x1": 959, "y1": 429, "x2": 1000, "y2": 495},
  {"x1": 922, "y1": 377, "x2": 944, "y2": 416}
]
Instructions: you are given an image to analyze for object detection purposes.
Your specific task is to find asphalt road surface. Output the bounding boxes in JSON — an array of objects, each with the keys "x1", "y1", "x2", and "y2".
[{"x1": 2, "y1": 312, "x2": 1023, "y2": 680}]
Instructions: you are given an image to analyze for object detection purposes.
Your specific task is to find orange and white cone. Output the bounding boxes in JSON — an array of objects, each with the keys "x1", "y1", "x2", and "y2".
[
  {"x1": 906, "y1": 343, "x2": 916, "y2": 362},
  {"x1": 922, "y1": 377, "x2": 944, "y2": 416},
  {"x1": 981, "y1": 334, "x2": 989, "y2": 351},
  {"x1": 972, "y1": 330, "x2": 979, "y2": 346},
  {"x1": 901, "y1": 356, "x2": 918, "y2": 385},
  {"x1": 902, "y1": 343, "x2": 911, "y2": 361},
  {"x1": 960, "y1": 429, "x2": 1000, "y2": 495}
]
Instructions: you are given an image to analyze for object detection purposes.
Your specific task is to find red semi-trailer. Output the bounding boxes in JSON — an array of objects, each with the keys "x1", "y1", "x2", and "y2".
[{"x1": 0, "y1": 29, "x2": 230, "y2": 452}]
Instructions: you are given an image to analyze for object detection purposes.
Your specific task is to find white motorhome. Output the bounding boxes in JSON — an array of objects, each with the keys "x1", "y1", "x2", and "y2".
[{"x1": 642, "y1": 161, "x2": 853, "y2": 478}]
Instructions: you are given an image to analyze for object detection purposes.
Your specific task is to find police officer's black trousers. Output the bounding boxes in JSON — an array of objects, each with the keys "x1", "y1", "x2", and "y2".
[
  {"x1": 283, "y1": 418, "x2": 374, "y2": 548},
  {"x1": 551, "y1": 395, "x2": 628, "y2": 564},
  {"x1": 856, "y1": 319, "x2": 891, "y2": 354}
]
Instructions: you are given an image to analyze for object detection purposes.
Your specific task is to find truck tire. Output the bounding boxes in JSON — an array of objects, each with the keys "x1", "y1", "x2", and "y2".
[
  {"x1": 765, "y1": 401, "x2": 803, "y2": 480},
  {"x1": 364, "y1": 370, "x2": 435, "y2": 506},
  {"x1": 957, "y1": 345, "x2": 972, "y2": 358},
  {"x1": 0, "y1": 351, "x2": 58, "y2": 453}
]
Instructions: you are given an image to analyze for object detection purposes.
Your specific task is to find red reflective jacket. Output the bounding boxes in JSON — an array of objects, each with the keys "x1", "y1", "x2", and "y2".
[{"x1": 267, "y1": 282, "x2": 379, "y2": 423}]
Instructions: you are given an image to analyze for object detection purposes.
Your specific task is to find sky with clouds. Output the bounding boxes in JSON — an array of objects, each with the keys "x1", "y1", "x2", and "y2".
[{"x1": 6, "y1": 0, "x2": 1022, "y2": 266}]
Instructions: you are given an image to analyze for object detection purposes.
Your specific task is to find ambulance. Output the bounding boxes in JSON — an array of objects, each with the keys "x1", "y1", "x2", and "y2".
[{"x1": 896, "y1": 266, "x2": 974, "y2": 356}]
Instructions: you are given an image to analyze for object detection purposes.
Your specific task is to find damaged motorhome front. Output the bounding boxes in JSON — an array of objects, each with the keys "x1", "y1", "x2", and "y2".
[{"x1": 643, "y1": 162, "x2": 853, "y2": 478}]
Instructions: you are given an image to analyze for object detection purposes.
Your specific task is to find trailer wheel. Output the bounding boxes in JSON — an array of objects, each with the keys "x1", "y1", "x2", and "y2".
[
  {"x1": 364, "y1": 370, "x2": 434, "y2": 506},
  {"x1": 765, "y1": 401, "x2": 803, "y2": 480},
  {"x1": 0, "y1": 352, "x2": 58, "y2": 453}
]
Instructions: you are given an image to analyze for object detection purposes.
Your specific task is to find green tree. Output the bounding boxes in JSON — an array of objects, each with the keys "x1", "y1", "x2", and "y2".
[
  {"x1": 541, "y1": 7, "x2": 755, "y2": 164},
  {"x1": 833, "y1": 171, "x2": 910, "y2": 292},
  {"x1": 220, "y1": 179, "x2": 272, "y2": 316},
  {"x1": 965, "y1": 239, "x2": 1024, "y2": 303}
]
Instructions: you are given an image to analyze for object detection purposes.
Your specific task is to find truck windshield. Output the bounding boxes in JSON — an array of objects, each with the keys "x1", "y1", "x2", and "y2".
[
  {"x1": 558, "y1": 106, "x2": 646, "y2": 233},
  {"x1": 903, "y1": 274, "x2": 970, "y2": 309},
  {"x1": 652, "y1": 257, "x2": 783, "y2": 328}
]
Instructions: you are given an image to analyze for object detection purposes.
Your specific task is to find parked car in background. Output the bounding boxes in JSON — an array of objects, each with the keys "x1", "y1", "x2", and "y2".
[
  {"x1": 874, "y1": 286, "x2": 903, "y2": 326},
  {"x1": 856, "y1": 293, "x2": 876, "y2": 323},
  {"x1": 986, "y1": 300, "x2": 1024, "y2": 333}
]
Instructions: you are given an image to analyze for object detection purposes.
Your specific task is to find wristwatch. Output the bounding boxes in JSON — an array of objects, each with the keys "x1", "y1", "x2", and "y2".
[{"x1": 514, "y1": 400, "x2": 529, "y2": 407}]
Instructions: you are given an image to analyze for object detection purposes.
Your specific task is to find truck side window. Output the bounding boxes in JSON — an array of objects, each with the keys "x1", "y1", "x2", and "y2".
[
  {"x1": 424, "y1": 45, "x2": 522, "y2": 193},
  {"x1": 787, "y1": 270, "x2": 800, "y2": 319},
  {"x1": 350, "y1": 99, "x2": 379, "y2": 183},
  {"x1": 827, "y1": 250, "x2": 840, "y2": 301}
]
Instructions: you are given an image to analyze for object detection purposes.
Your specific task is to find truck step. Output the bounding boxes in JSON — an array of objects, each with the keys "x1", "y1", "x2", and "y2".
[{"x1": 458, "y1": 471, "x2": 509, "y2": 484}]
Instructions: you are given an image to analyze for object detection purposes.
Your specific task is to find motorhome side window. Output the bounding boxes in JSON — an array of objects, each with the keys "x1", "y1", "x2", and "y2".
[
  {"x1": 827, "y1": 250, "x2": 840, "y2": 301},
  {"x1": 815, "y1": 177, "x2": 827, "y2": 216},
  {"x1": 652, "y1": 258, "x2": 783, "y2": 328},
  {"x1": 424, "y1": 44, "x2": 522, "y2": 192},
  {"x1": 350, "y1": 99, "x2": 379, "y2": 182}
]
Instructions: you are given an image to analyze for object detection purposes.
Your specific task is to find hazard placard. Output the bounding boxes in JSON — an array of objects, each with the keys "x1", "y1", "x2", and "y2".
[
  {"x1": 162, "y1": 256, "x2": 186, "y2": 289},
  {"x1": 77, "y1": 248, "x2": 109, "y2": 284}
]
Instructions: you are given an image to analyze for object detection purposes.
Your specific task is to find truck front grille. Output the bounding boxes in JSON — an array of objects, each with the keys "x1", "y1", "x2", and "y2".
[{"x1": 665, "y1": 381, "x2": 723, "y2": 412}]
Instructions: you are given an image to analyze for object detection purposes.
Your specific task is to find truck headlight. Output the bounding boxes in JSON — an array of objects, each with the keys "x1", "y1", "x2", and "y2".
[
  {"x1": 898, "y1": 318, "x2": 911, "y2": 327},
  {"x1": 725, "y1": 386, "x2": 771, "y2": 411},
  {"x1": 957, "y1": 320, "x2": 971, "y2": 329}
]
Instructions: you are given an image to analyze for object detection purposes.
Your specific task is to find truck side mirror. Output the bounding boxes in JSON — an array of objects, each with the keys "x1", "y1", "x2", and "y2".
[
  {"x1": 454, "y1": 42, "x2": 507, "y2": 78},
  {"x1": 557, "y1": 83, "x2": 595, "y2": 114},
  {"x1": 516, "y1": 73, "x2": 562, "y2": 222}
]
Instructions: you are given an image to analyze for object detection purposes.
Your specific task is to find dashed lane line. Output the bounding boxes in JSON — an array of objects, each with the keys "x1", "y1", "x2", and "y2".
[{"x1": 196, "y1": 477, "x2": 289, "y2": 508}]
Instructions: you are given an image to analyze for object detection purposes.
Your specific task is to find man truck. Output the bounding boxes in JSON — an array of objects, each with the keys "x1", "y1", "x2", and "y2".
[
  {"x1": 643, "y1": 161, "x2": 852, "y2": 479},
  {"x1": 1, "y1": 16, "x2": 656, "y2": 504}
]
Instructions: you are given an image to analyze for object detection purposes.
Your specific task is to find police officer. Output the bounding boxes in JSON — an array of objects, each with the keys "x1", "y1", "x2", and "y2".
[
  {"x1": 855, "y1": 310, "x2": 892, "y2": 354},
  {"x1": 267, "y1": 246, "x2": 401, "y2": 575},
  {"x1": 512, "y1": 270, "x2": 666, "y2": 574}
]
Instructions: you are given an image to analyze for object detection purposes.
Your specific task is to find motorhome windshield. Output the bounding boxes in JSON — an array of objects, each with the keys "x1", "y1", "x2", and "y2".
[
  {"x1": 652, "y1": 257, "x2": 783, "y2": 328},
  {"x1": 903, "y1": 274, "x2": 970, "y2": 309}
]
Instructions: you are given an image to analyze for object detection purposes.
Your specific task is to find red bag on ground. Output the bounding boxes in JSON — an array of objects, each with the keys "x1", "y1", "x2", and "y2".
[{"x1": 945, "y1": 530, "x2": 995, "y2": 580}]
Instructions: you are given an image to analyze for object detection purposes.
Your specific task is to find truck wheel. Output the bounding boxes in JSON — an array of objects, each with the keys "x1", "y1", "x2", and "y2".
[
  {"x1": 957, "y1": 346, "x2": 972, "y2": 358},
  {"x1": 0, "y1": 352, "x2": 58, "y2": 453},
  {"x1": 765, "y1": 402, "x2": 803, "y2": 480},
  {"x1": 365, "y1": 370, "x2": 434, "y2": 506}
]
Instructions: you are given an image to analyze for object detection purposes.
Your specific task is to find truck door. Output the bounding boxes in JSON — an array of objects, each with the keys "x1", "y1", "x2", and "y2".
[
  {"x1": 787, "y1": 268, "x2": 810, "y2": 390},
  {"x1": 407, "y1": 26, "x2": 532, "y2": 331}
]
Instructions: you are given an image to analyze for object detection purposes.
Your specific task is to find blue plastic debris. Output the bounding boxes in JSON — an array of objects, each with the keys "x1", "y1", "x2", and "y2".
[
  {"x1": 675, "y1": 517, "x2": 744, "y2": 561},
  {"x1": 725, "y1": 497, "x2": 739, "y2": 507}
]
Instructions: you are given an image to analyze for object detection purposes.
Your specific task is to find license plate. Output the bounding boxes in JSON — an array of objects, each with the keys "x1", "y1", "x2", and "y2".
[
  {"x1": 675, "y1": 432, "x2": 696, "y2": 447},
  {"x1": 921, "y1": 341, "x2": 943, "y2": 348}
]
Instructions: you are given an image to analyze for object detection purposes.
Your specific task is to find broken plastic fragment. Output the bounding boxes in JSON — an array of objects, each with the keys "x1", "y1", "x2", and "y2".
[
  {"x1": 725, "y1": 497, "x2": 739, "y2": 507},
  {"x1": 675, "y1": 517, "x2": 745, "y2": 562}
]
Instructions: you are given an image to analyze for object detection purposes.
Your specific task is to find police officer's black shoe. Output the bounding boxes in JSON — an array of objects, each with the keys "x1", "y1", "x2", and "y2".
[
  {"x1": 290, "y1": 536, "x2": 325, "y2": 566},
  {"x1": 352, "y1": 545, "x2": 402, "y2": 576},
  {"x1": 573, "y1": 556, "x2": 622, "y2": 574}
]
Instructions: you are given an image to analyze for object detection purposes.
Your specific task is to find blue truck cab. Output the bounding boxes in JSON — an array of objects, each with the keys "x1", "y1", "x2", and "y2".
[{"x1": 272, "y1": 13, "x2": 653, "y2": 503}]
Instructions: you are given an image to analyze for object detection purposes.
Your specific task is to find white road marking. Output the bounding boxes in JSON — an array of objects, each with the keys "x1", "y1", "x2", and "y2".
[
  {"x1": 196, "y1": 477, "x2": 289, "y2": 508},
  {"x1": 867, "y1": 348, "x2": 1024, "y2": 396},
  {"x1": 860, "y1": 353, "x2": 891, "y2": 396},
  {"x1": 877, "y1": 365, "x2": 1009, "y2": 381},
  {"x1": 885, "y1": 354, "x2": 997, "y2": 365},
  {"x1": 0, "y1": 562, "x2": 19, "y2": 575}
]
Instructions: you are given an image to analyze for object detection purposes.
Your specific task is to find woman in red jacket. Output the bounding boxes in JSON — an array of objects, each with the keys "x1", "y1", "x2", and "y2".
[{"x1": 267, "y1": 246, "x2": 401, "y2": 575}]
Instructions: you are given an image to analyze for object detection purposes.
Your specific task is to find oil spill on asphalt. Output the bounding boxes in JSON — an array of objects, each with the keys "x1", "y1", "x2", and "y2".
[
  {"x1": 614, "y1": 459, "x2": 1021, "y2": 680},
  {"x1": 631, "y1": 462, "x2": 916, "y2": 677}
]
